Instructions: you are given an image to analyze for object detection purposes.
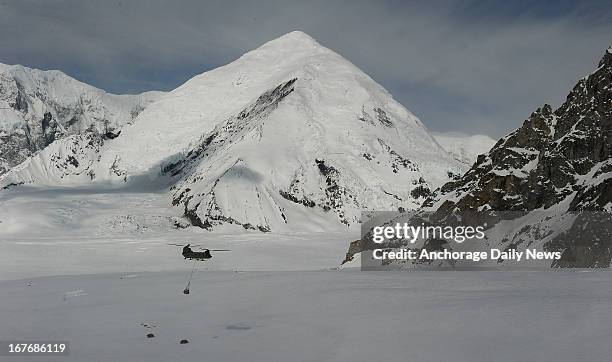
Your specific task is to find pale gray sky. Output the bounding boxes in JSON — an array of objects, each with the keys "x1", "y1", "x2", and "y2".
[{"x1": 0, "y1": 0, "x2": 611, "y2": 137}]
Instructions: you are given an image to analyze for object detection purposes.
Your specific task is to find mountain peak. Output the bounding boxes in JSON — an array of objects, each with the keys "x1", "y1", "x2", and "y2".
[
  {"x1": 598, "y1": 46, "x2": 612, "y2": 68},
  {"x1": 253, "y1": 31, "x2": 325, "y2": 56},
  {"x1": 0, "y1": 62, "x2": 13, "y2": 73},
  {"x1": 267, "y1": 31, "x2": 319, "y2": 46}
]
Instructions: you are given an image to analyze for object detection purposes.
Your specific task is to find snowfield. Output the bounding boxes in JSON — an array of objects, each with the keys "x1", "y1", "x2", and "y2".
[
  {"x1": 1, "y1": 186, "x2": 612, "y2": 362},
  {"x1": 0, "y1": 185, "x2": 357, "y2": 281},
  {"x1": 2, "y1": 270, "x2": 612, "y2": 362}
]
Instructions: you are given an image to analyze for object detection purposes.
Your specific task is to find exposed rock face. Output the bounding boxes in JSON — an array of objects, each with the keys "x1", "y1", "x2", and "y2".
[
  {"x1": 429, "y1": 48, "x2": 612, "y2": 214},
  {"x1": 0, "y1": 64, "x2": 163, "y2": 176},
  {"x1": 0, "y1": 129, "x2": 30, "y2": 175},
  {"x1": 429, "y1": 104, "x2": 557, "y2": 213},
  {"x1": 425, "y1": 47, "x2": 612, "y2": 267}
]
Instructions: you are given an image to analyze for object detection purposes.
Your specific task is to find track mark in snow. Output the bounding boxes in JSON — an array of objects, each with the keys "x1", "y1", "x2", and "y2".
[
  {"x1": 226, "y1": 322, "x2": 252, "y2": 331},
  {"x1": 63, "y1": 289, "x2": 87, "y2": 300}
]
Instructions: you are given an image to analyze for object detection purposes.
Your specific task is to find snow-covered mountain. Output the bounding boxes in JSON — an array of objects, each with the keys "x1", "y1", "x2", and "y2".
[
  {"x1": 432, "y1": 132, "x2": 496, "y2": 166},
  {"x1": 0, "y1": 63, "x2": 163, "y2": 175},
  {"x1": 1, "y1": 31, "x2": 465, "y2": 231}
]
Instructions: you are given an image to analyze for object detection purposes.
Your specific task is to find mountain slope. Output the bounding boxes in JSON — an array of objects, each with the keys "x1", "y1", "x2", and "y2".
[
  {"x1": 423, "y1": 47, "x2": 612, "y2": 267},
  {"x1": 0, "y1": 63, "x2": 163, "y2": 175},
  {"x1": 1, "y1": 31, "x2": 465, "y2": 231},
  {"x1": 432, "y1": 132, "x2": 496, "y2": 166},
  {"x1": 157, "y1": 33, "x2": 465, "y2": 231},
  {"x1": 428, "y1": 47, "x2": 612, "y2": 214}
]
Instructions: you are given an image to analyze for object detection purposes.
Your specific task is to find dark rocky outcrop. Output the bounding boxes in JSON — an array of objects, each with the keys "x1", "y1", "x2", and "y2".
[{"x1": 424, "y1": 47, "x2": 612, "y2": 267}]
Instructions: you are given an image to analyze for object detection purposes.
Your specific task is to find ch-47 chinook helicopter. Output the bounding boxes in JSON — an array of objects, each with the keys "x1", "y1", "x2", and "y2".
[
  {"x1": 168, "y1": 243, "x2": 231, "y2": 295},
  {"x1": 168, "y1": 243, "x2": 230, "y2": 261}
]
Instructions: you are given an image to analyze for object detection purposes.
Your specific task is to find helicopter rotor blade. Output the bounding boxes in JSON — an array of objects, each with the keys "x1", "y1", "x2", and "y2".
[
  {"x1": 167, "y1": 243, "x2": 229, "y2": 251},
  {"x1": 167, "y1": 243, "x2": 206, "y2": 248}
]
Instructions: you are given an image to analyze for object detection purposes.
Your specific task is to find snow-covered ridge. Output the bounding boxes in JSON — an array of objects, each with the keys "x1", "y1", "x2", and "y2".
[
  {"x1": 0, "y1": 62, "x2": 164, "y2": 175},
  {"x1": 0, "y1": 62, "x2": 163, "y2": 128},
  {"x1": 432, "y1": 132, "x2": 496, "y2": 166}
]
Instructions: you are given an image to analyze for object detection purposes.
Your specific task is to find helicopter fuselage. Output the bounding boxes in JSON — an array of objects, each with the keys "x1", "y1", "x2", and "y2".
[{"x1": 183, "y1": 249, "x2": 212, "y2": 260}]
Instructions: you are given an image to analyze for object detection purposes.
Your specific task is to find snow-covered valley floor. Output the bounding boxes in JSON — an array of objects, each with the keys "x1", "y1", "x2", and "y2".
[
  {"x1": 0, "y1": 186, "x2": 359, "y2": 281},
  {"x1": 3, "y1": 270, "x2": 612, "y2": 362},
  {"x1": 2, "y1": 187, "x2": 612, "y2": 362}
]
